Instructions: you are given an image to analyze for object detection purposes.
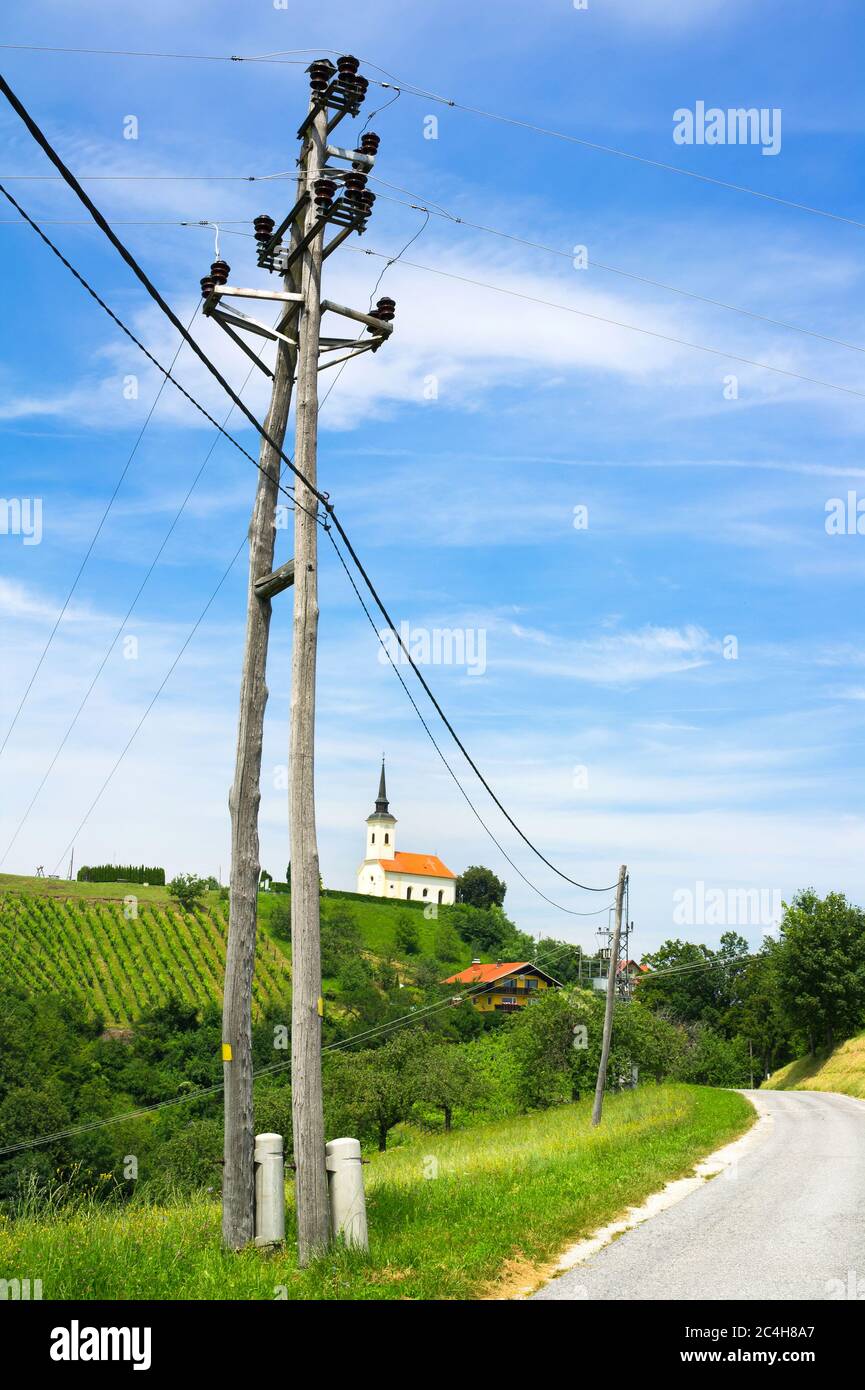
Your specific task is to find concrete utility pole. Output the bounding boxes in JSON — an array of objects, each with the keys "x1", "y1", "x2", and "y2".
[
  {"x1": 207, "y1": 55, "x2": 395, "y2": 1256},
  {"x1": 591, "y1": 864, "x2": 628, "y2": 1128}
]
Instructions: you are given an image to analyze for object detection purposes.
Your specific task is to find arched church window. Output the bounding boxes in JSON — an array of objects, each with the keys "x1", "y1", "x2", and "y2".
[{"x1": 384, "y1": 833, "x2": 389, "y2": 844}]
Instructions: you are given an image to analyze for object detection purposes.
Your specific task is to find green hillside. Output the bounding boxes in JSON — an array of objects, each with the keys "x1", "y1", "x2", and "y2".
[
  {"x1": 0, "y1": 873, "x2": 476, "y2": 1026},
  {"x1": 764, "y1": 1030, "x2": 865, "y2": 1100}
]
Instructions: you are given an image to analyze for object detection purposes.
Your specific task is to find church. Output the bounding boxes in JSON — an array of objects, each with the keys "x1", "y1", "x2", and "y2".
[{"x1": 356, "y1": 762, "x2": 457, "y2": 906}]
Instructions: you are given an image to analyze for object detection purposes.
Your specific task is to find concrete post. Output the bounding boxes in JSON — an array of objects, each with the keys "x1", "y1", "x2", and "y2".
[
  {"x1": 254, "y1": 1132, "x2": 285, "y2": 1246},
  {"x1": 325, "y1": 1137, "x2": 368, "y2": 1252}
]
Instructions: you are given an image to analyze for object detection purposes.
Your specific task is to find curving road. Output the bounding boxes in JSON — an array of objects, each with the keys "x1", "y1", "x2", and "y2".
[{"x1": 532, "y1": 1089, "x2": 865, "y2": 1301}]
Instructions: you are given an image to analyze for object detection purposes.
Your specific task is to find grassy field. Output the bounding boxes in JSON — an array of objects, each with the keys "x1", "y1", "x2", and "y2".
[
  {"x1": 0, "y1": 873, "x2": 476, "y2": 1026},
  {"x1": 0, "y1": 1084, "x2": 753, "y2": 1300},
  {"x1": 764, "y1": 1030, "x2": 865, "y2": 1099}
]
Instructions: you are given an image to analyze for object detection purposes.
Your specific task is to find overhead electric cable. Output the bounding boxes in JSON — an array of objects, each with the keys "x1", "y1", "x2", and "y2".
[{"x1": 0, "y1": 73, "x2": 618, "y2": 893}]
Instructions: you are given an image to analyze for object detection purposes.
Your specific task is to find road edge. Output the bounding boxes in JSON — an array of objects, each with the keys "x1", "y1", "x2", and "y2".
[{"x1": 509, "y1": 1089, "x2": 771, "y2": 1301}]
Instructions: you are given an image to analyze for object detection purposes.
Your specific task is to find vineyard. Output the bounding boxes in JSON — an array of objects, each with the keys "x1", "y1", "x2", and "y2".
[{"x1": 0, "y1": 891, "x2": 290, "y2": 1025}]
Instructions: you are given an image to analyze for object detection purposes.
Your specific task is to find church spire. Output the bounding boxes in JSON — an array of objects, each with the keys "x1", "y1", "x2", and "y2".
[{"x1": 375, "y1": 758, "x2": 389, "y2": 815}]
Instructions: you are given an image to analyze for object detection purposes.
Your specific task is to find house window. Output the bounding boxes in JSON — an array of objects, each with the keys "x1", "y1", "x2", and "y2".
[{"x1": 526, "y1": 978, "x2": 538, "y2": 989}]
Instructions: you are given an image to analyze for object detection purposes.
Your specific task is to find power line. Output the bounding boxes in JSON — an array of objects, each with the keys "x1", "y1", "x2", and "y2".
[
  {"x1": 0, "y1": 304, "x2": 197, "y2": 765},
  {"x1": 0, "y1": 926, "x2": 615, "y2": 1159},
  {"x1": 2, "y1": 41, "x2": 860, "y2": 232},
  {"x1": 0, "y1": 76, "x2": 618, "y2": 895},
  {"x1": 11, "y1": 181, "x2": 863, "y2": 363},
  {"x1": 365, "y1": 179, "x2": 865, "y2": 360},
  {"x1": 0, "y1": 340, "x2": 274, "y2": 868},
  {"x1": 49, "y1": 536, "x2": 249, "y2": 876},
  {"x1": 327, "y1": 527, "x2": 614, "y2": 918},
  {"x1": 371, "y1": 82, "x2": 865, "y2": 234},
  {"x1": 349, "y1": 246, "x2": 865, "y2": 402}
]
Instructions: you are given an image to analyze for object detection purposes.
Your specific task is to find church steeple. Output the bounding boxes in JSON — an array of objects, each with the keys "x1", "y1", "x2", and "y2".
[
  {"x1": 374, "y1": 758, "x2": 389, "y2": 816},
  {"x1": 365, "y1": 758, "x2": 396, "y2": 861}
]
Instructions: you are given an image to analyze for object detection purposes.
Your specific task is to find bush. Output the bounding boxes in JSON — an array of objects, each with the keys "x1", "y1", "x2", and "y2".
[
  {"x1": 395, "y1": 912, "x2": 421, "y2": 955},
  {"x1": 167, "y1": 873, "x2": 208, "y2": 913}
]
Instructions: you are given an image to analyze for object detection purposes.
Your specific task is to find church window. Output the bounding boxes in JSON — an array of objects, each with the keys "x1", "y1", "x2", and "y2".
[
  {"x1": 371, "y1": 833, "x2": 375, "y2": 844},
  {"x1": 438, "y1": 890, "x2": 443, "y2": 904},
  {"x1": 406, "y1": 886, "x2": 412, "y2": 900},
  {"x1": 384, "y1": 833, "x2": 389, "y2": 844},
  {"x1": 422, "y1": 887, "x2": 428, "y2": 897}
]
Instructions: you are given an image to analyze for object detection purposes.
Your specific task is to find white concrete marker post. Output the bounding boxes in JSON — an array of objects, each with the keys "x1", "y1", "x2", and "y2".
[
  {"x1": 254, "y1": 1132, "x2": 285, "y2": 1247},
  {"x1": 325, "y1": 1137, "x2": 369, "y2": 1252}
]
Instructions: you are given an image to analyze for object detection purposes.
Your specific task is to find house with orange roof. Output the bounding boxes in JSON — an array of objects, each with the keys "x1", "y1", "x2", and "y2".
[
  {"x1": 442, "y1": 959, "x2": 562, "y2": 1013},
  {"x1": 356, "y1": 761, "x2": 458, "y2": 906}
]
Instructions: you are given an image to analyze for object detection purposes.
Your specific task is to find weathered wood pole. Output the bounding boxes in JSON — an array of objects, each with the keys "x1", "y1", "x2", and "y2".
[
  {"x1": 222, "y1": 202, "x2": 303, "y2": 1255},
  {"x1": 591, "y1": 864, "x2": 628, "y2": 1128},
  {"x1": 290, "y1": 93, "x2": 331, "y2": 1265}
]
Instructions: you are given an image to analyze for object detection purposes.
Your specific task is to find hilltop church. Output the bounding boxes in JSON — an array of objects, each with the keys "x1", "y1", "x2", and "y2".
[{"x1": 356, "y1": 762, "x2": 457, "y2": 906}]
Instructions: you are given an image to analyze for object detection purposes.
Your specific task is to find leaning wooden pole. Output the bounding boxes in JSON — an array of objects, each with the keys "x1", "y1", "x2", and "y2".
[
  {"x1": 222, "y1": 219, "x2": 303, "y2": 1254},
  {"x1": 289, "y1": 93, "x2": 331, "y2": 1265},
  {"x1": 591, "y1": 864, "x2": 628, "y2": 1128}
]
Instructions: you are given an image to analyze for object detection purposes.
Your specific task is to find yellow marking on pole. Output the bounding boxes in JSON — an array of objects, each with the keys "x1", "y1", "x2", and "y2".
[
  {"x1": 317, "y1": 996, "x2": 324, "y2": 1017},
  {"x1": 222, "y1": 1042, "x2": 233, "y2": 1062}
]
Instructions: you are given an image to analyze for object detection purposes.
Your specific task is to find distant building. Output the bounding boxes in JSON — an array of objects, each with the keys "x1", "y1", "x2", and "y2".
[
  {"x1": 442, "y1": 960, "x2": 562, "y2": 1013},
  {"x1": 356, "y1": 761, "x2": 457, "y2": 906}
]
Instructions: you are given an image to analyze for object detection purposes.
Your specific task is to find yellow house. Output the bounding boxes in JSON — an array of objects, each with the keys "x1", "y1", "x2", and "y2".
[{"x1": 442, "y1": 960, "x2": 561, "y2": 1013}]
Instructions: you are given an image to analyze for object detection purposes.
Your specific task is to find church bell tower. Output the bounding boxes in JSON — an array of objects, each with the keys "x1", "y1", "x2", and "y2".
[{"x1": 364, "y1": 759, "x2": 397, "y2": 860}]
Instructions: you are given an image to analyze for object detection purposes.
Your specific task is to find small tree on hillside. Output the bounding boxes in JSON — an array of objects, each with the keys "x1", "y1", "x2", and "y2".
[
  {"x1": 394, "y1": 911, "x2": 421, "y2": 955},
  {"x1": 167, "y1": 873, "x2": 207, "y2": 914},
  {"x1": 420, "y1": 1043, "x2": 482, "y2": 1131},
  {"x1": 456, "y1": 865, "x2": 506, "y2": 910}
]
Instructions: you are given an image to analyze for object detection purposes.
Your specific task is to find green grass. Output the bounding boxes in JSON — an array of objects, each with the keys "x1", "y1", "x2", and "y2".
[
  {"x1": 0, "y1": 872, "x2": 176, "y2": 906},
  {"x1": 0, "y1": 1084, "x2": 753, "y2": 1300},
  {"x1": 764, "y1": 1030, "x2": 865, "y2": 1099}
]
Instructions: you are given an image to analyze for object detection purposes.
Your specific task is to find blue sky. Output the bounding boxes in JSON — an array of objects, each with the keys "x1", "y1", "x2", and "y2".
[{"x1": 1, "y1": 0, "x2": 864, "y2": 955}]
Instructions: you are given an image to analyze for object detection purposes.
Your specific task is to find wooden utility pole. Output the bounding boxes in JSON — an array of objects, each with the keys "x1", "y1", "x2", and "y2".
[
  {"x1": 211, "y1": 53, "x2": 393, "y2": 1258},
  {"x1": 290, "y1": 95, "x2": 331, "y2": 1267},
  {"x1": 591, "y1": 864, "x2": 628, "y2": 1128},
  {"x1": 222, "y1": 177, "x2": 304, "y2": 1255}
]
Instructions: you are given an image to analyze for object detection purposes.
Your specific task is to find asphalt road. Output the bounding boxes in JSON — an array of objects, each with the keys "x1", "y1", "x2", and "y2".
[{"x1": 532, "y1": 1089, "x2": 865, "y2": 1301}]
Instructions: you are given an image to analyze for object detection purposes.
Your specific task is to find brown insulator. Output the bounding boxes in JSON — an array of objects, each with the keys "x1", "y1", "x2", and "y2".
[
  {"x1": 360, "y1": 132, "x2": 380, "y2": 156},
  {"x1": 210, "y1": 259, "x2": 230, "y2": 285},
  {"x1": 375, "y1": 296, "x2": 396, "y2": 322},
  {"x1": 253, "y1": 214, "x2": 275, "y2": 245},
  {"x1": 309, "y1": 59, "x2": 333, "y2": 96},
  {"x1": 314, "y1": 177, "x2": 338, "y2": 213},
  {"x1": 200, "y1": 275, "x2": 215, "y2": 298},
  {"x1": 336, "y1": 54, "x2": 360, "y2": 77}
]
